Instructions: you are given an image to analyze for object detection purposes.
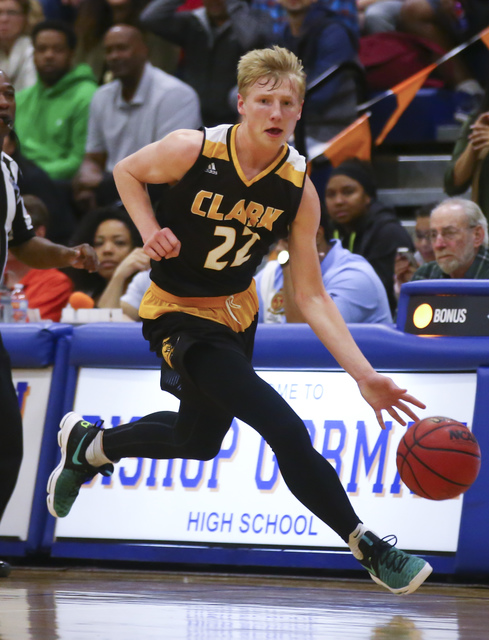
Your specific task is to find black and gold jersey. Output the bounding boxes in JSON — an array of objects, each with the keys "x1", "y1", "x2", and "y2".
[{"x1": 151, "y1": 124, "x2": 307, "y2": 298}]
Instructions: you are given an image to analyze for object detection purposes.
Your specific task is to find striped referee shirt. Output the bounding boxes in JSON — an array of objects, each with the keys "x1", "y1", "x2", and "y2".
[
  {"x1": 0, "y1": 151, "x2": 34, "y2": 281},
  {"x1": 412, "y1": 246, "x2": 489, "y2": 280}
]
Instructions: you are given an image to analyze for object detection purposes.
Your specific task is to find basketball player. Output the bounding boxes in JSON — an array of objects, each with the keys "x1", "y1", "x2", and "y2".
[
  {"x1": 0, "y1": 69, "x2": 98, "y2": 577},
  {"x1": 47, "y1": 46, "x2": 432, "y2": 594}
]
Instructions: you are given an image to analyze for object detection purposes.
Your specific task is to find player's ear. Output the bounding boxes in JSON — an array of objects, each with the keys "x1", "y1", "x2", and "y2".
[
  {"x1": 297, "y1": 100, "x2": 304, "y2": 120},
  {"x1": 237, "y1": 93, "x2": 245, "y2": 117}
]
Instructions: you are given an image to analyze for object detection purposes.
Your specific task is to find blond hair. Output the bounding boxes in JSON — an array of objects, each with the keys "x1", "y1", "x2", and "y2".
[{"x1": 237, "y1": 46, "x2": 306, "y2": 100}]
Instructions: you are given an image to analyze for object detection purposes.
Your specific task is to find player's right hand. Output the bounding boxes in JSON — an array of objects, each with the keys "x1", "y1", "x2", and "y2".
[
  {"x1": 143, "y1": 227, "x2": 181, "y2": 261},
  {"x1": 358, "y1": 370, "x2": 426, "y2": 430}
]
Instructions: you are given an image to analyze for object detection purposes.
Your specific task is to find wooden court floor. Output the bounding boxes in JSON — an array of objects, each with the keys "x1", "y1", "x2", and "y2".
[{"x1": 0, "y1": 568, "x2": 488, "y2": 639}]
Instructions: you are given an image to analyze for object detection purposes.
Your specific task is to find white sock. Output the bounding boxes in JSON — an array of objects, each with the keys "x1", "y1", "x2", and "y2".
[
  {"x1": 348, "y1": 523, "x2": 370, "y2": 560},
  {"x1": 85, "y1": 431, "x2": 112, "y2": 467}
]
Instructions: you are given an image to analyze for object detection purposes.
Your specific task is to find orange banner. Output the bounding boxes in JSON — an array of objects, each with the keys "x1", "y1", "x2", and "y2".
[
  {"x1": 375, "y1": 63, "x2": 437, "y2": 146},
  {"x1": 322, "y1": 114, "x2": 372, "y2": 167},
  {"x1": 318, "y1": 27, "x2": 488, "y2": 162},
  {"x1": 480, "y1": 26, "x2": 489, "y2": 50}
]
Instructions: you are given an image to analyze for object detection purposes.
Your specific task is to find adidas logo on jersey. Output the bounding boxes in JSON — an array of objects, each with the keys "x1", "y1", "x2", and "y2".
[{"x1": 205, "y1": 162, "x2": 218, "y2": 175}]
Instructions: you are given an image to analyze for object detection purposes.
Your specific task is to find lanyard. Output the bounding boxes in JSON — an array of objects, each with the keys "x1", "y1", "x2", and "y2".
[{"x1": 333, "y1": 229, "x2": 356, "y2": 253}]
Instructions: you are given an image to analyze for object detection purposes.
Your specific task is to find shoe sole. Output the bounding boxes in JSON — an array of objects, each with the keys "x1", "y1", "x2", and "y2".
[
  {"x1": 46, "y1": 412, "x2": 84, "y2": 518},
  {"x1": 370, "y1": 560, "x2": 433, "y2": 595}
]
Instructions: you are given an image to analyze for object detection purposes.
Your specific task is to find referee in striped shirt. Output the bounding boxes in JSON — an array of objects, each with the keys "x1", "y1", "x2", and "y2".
[{"x1": 0, "y1": 69, "x2": 98, "y2": 577}]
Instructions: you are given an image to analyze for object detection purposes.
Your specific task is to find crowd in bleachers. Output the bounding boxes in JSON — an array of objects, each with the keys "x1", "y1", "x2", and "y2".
[{"x1": 2, "y1": 0, "x2": 489, "y2": 324}]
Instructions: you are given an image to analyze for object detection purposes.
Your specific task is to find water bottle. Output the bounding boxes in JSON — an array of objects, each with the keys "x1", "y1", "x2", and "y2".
[
  {"x1": 11, "y1": 284, "x2": 28, "y2": 323},
  {"x1": 0, "y1": 286, "x2": 12, "y2": 322}
]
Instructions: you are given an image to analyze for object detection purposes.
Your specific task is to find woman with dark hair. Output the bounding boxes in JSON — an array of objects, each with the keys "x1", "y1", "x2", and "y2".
[
  {"x1": 444, "y1": 88, "x2": 489, "y2": 220},
  {"x1": 73, "y1": 0, "x2": 178, "y2": 83},
  {"x1": 325, "y1": 158, "x2": 414, "y2": 314},
  {"x1": 68, "y1": 205, "x2": 149, "y2": 307}
]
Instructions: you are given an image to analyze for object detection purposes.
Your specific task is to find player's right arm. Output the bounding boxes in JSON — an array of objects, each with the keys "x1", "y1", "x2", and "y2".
[
  {"x1": 288, "y1": 177, "x2": 425, "y2": 429},
  {"x1": 113, "y1": 129, "x2": 204, "y2": 261}
]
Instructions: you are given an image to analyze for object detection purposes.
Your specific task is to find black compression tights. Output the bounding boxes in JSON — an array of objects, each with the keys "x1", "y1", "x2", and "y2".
[{"x1": 103, "y1": 344, "x2": 361, "y2": 542}]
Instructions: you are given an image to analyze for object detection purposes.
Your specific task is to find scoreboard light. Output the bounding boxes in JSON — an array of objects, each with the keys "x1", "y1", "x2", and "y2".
[
  {"x1": 404, "y1": 295, "x2": 489, "y2": 336},
  {"x1": 412, "y1": 303, "x2": 433, "y2": 330}
]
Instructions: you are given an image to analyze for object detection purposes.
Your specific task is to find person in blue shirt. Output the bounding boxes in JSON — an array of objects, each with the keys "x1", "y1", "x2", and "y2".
[{"x1": 255, "y1": 210, "x2": 392, "y2": 324}]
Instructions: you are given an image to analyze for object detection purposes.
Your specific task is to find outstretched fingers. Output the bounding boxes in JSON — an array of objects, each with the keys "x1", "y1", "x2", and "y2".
[
  {"x1": 395, "y1": 398, "x2": 425, "y2": 424},
  {"x1": 360, "y1": 375, "x2": 426, "y2": 430},
  {"x1": 399, "y1": 391, "x2": 426, "y2": 410}
]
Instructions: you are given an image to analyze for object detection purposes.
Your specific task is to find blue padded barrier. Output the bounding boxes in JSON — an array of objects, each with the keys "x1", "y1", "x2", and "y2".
[
  {"x1": 255, "y1": 323, "x2": 489, "y2": 371},
  {"x1": 67, "y1": 321, "x2": 489, "y2": 372},
  {"x1": 1, "y1": 322, "x2": 72, "y2": 367},
  {"x1": 69, "y1": 322, "x2": 157, "y2": 368}
]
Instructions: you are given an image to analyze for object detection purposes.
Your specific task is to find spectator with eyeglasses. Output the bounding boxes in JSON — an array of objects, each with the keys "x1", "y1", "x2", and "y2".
[
  {"x1": 394, "y1": 203, "x2": 436, "y2": 294},
  {"x1": 411, "y1": 197, "x2": 489, "y2": 280}
]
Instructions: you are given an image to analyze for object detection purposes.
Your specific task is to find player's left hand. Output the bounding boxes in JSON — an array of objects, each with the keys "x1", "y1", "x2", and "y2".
[
  {"x1": 69, "y1": 244, "x2": 99, "y2": 272},
  {"x1": 358, "y1": 371, "x2": 426, "y2": 429}
]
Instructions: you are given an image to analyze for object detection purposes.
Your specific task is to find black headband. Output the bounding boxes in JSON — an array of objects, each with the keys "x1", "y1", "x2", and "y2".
[{"x1": 328, "y1": 161, "x2": 377, "y2": 199}]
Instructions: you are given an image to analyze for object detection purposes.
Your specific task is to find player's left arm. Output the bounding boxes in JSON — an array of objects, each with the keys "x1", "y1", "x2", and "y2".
[{"x1": 288, "y1": 177, "x2": 425, "y2": 429}]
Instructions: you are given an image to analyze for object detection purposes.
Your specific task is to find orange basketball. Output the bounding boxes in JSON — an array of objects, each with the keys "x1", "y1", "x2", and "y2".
[{"x1": 396, "y1": 416, "x2": 481, "y2": 500}]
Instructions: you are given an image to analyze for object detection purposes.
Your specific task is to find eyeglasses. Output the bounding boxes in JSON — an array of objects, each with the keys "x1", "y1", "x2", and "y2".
[
  {"x1": 0, "y1": 9, "x2": 23, "y2": 17},
  {"x1": 428, "y1": 225, "x2": 477, "y2": 242},
  {"x1": 415, "y1": 231, "x2": 431, "y2": 241}
]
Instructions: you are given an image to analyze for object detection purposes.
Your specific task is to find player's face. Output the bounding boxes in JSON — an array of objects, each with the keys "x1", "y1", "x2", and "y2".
[
  {"x1": 0, "y1": 71, "x2": 15, "y2": 138},
  {"x1": 93, "y1": 219, "x2": 134, "y2": 280},
  {"x1": 34, "y1": 29, "x2": 73, "y2": 87},
  {"x1": 237, "y1": 76, "x2": 303, "y2": 148},
  {"x1": 429, "y1": 204, "x2": 483, "y2": 277},
  {"x1": 325, "y1": 174, "x2": 371, "y2": 227}
]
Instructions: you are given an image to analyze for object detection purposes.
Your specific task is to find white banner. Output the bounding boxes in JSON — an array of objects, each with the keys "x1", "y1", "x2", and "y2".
[
  {"x1": 55, "y1": 368, "x2": 476, "y2": 553},
  {"x1": 0, "y1": 369, "x2": 52, "y2": 540}
]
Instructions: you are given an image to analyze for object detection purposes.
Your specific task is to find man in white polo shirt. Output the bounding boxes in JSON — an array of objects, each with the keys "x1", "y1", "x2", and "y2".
[{"x1": 73, "y1": 24, "x2": 201, "y2": 213}]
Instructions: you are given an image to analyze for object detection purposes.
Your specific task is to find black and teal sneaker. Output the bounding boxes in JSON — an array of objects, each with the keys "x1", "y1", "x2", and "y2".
[
  {"x1": 351, "y1": 526, "x2": 432, "y2": 595},
  {"x1": 47, "y1": 412, "x2": 113, "y2": 518}
]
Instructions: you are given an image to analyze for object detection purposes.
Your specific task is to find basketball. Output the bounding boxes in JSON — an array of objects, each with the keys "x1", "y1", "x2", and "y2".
[{"x1": 396, "y1": 416, "x2": 481, "y2": 500}]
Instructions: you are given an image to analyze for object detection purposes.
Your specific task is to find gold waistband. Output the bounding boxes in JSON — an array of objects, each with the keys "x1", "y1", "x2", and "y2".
[
  {"x1": 147, "y1": 282, "x2": 253, "y2": 309},
  {"x1": 139, "y1": 280, "x2": 259, "y2": 333}
]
